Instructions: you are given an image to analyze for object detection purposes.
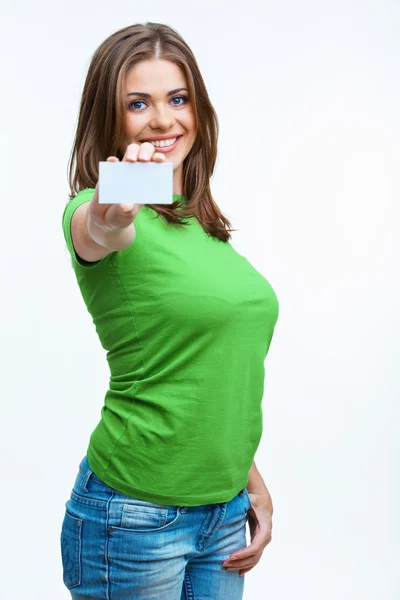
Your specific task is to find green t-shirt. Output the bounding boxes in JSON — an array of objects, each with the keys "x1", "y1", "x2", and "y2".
[{"x1": 62, "y1": 188, "x2": 279, "y2": 506}]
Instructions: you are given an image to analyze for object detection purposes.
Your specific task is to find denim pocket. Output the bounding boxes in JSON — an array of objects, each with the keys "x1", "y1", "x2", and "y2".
[
  {"x1": 117, "y1": 502, "x2": 182, "y2": 532},
  {"x1": 244, "y1": 487, "x2": 252, "y2": 511},
  {"x1": 88, "y1": 469, "x2": 112, "y2": 489},
  {"x1": 60, "y1": 509, "x2": 82, "y2": 589}
]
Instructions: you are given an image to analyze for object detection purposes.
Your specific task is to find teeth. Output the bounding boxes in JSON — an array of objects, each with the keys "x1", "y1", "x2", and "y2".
[{"x1": 150, "y1": 137, "x2": 178, "y2": 148}]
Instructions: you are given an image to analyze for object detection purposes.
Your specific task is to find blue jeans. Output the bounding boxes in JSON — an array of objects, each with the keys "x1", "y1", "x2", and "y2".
[{"x1": 60, "y1": 455, "x2": 252, "y2": 599}]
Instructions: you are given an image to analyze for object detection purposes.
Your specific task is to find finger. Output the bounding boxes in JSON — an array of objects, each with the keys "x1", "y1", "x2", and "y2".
[
  {"x1": 226, "y1": 561, "x2": 255, "y2": 571},
  {"x1": 224, "y1": 555, "x2": 257, "y2": 569},
  {"x1": 138, "y1": 141, "x2": 155, "y2": 161},
  {"x1": 225, "y1": 548, "x2": 255, "y2": 562},
  {"x1": 119, "y1": 203, "x2": 136, "y2": 212},
  {"x1": 239, "y1": 566, "x2": 254, "y2": 576},
  {"x1": 232, "y1": 521, "x2": 271, "y2": 560},
  {"x1": 152, "y1": 151, "x2": 166, "y2": 162},
  {"x1": 224, "y1": 539, "x2": 261, "y2": 563},
  {"x1": 123, "y1": 143, "x2": 140, "y2": 162}
]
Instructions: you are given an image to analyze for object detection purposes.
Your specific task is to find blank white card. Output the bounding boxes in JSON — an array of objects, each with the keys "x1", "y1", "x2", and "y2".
[{"x1": 98, "y1": 161, "x2": 173, "y2": 204}]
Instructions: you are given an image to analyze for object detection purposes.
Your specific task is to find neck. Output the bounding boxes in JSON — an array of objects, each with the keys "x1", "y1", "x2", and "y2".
[{"x1": 173, "y1": 163, "x2": 183, "y2": 195}]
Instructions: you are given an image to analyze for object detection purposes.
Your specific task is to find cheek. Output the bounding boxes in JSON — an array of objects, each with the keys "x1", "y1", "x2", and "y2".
[
  {"x1": 125, "y1": 115, "x2": 143, "y2": 138},
  {"x1": 184, "y1": 117, "x2": 196, "y2": 142},
  {"x1": 180, "y1": 107, "x2": 195, "y2": 131},
  {"x1": 189, "y1": 112, "x2": 196, "y2": 132}
]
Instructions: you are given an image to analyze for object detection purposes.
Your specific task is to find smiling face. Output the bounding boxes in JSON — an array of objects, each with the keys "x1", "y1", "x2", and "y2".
[{"x1": 123, "y1": 59, "x2": 197, "y2": 195}]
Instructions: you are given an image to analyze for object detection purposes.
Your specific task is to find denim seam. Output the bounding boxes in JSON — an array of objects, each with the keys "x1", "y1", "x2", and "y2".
[
  {"x1": 184, "y1": 566, "x2": 195, "y2": 600},
  {"x1": 81, "y1": 467, "x2": 93, "y2": 493},
  {"x1": 71, "y1": 490, "x2": 108, "y2": 509},
  {"x1": 196, "y1": 503, "x2": 228, "y2": 554},
  {"x1": 105, "y1": 488, "x2": 116, "y2": 600}
]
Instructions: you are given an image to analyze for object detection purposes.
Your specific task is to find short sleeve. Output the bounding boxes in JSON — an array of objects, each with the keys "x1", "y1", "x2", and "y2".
[{"x1": 62, "y1": 188, "x2": 112, "y2": 270}]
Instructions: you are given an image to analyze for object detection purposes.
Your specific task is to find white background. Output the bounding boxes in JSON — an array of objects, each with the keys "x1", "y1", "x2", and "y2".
[{"x1": 0, "y1": 1, "x2": 398, "y2": 598}]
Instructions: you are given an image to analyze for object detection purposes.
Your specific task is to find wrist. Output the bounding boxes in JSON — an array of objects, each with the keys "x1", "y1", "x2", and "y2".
[
  {"x1": 87, "y1": 211, "x2": 135, "y2": 252},
  {"x1": 246, "y1": 461, "x2": 273, "y2": 515}
]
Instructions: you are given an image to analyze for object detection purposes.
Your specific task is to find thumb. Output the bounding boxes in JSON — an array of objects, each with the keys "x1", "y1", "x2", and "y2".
[{"x1": 120, "y1": 203, "x2": 136, "y2": 212}]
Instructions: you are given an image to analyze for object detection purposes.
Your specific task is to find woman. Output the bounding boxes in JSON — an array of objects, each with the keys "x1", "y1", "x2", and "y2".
[{"x1": 60, "y1": 22, "x2": 279, "y2": 599}]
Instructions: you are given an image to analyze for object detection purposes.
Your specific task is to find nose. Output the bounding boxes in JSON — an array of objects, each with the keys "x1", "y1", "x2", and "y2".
[{"x1": 149, "y1": 104, "x2": 175, "y2": 131}]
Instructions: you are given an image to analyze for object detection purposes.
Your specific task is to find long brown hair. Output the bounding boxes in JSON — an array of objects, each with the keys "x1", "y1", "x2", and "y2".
[{"x1": 67, "y1": 22, "x2": 236, "y2": 242}]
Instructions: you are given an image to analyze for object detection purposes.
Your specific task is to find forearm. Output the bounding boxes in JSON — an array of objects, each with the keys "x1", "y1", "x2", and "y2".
[{"x1": 247, "y1": 461, "x2": 273, "y2": 516}]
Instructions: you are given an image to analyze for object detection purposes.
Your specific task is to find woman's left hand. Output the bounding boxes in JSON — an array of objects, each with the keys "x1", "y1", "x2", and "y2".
[{"x1": 222, "y1": 491, "x2": 273, "y2": 576}]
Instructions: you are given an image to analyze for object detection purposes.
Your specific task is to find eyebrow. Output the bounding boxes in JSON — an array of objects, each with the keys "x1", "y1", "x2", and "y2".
[{"x1": 126, "y1": 87, "x2": 189, "y2": 98}]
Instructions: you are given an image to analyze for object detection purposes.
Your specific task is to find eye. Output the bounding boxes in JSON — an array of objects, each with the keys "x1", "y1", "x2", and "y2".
[
  {"x1": 171, "y1": 95, "x2": 188, "y2": 106},
  {"x1": 128, "y1": 95, "x2": 189, "y2": 111},
  {"x1": 129, "y1": 100, "x2": 146, "y2": 110}
]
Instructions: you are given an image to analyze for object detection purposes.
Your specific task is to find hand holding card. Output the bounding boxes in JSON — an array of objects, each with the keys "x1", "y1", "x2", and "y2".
[
  {"x1": 99, "y1": 161, "x2": 173, "y2": 205},
  {"x1": 86, "y1": 142, "x2": 171, "y2": 251}
]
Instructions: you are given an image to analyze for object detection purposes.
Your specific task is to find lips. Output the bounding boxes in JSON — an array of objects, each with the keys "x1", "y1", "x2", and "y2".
[{"x1": 148, "y1": 135, "x2": 183, "y2": 153}]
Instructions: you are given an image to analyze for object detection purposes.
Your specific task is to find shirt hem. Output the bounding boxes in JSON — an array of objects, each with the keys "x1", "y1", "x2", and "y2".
[{"x1": 87, "y1": 452, "x2": 248, "y2": 506}]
